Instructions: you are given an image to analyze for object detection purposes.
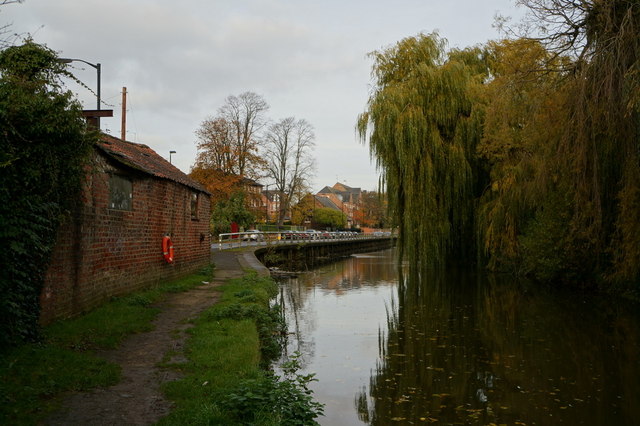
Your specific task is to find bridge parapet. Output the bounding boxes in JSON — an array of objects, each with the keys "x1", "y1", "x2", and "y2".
[
  {"x1": 254, "y1": 236, "x2": 397, "y2": 271},
  {"x1": 215, "y1": 230, "x2": 393, "y2": 251}
]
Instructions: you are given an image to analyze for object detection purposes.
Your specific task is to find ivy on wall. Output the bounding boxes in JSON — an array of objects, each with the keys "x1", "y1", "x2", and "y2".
[{"x1": 0, "y1": 40, "x2": 96, "y2": 347}]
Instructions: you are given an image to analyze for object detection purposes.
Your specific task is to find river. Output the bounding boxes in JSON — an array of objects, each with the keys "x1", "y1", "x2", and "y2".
[{"x1": 274, "y1": 248, "x2": 640, "y2": 425}]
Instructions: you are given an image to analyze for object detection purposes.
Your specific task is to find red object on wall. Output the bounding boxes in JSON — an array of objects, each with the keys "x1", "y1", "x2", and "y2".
[
  {"x1": 162, "y1": 236, "x2": 174, "y2": 263},
  {"x1": 231, "y1": 222, "x2": 239, "y2": 238}
]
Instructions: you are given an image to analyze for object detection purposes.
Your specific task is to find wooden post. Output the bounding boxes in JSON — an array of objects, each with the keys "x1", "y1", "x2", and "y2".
[{"x1": 121, "y1": 87, "x2": 127, "y2": 141}]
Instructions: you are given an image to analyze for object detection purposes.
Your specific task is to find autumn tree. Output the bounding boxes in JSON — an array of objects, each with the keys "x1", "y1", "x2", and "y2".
[
  {"x1": 191, "y1": 91, "x2": 268, "y2": 196},
  {"x1": 475, "y1": 38, "x2": 572, "y2": 276},
  {"x1": 513, "y1": 0, "x2": 640, "y2": 284},
  {"x1": 291, "y1": 193, "x2": 315, "y2": 226},
  {"x1": 193, "y1": 91, "x2": 268, "y2": 177},
  {"x1": 194, "y1": 117, "x2": 235, "y2": 174},
  {"x1": 190, "y1": 91, "x2": 269, "y2": 224},
  {"x1": 357, "y1": 191, "x2": 388, "y2": 229},
  {"x1": 188, "y1": 167, "x2": 243, "y2": 207},
  {"x1": 263, "y1": 117, "x2": 316, "y2": 225},
  {"x1": 218, "y1": 91, "x2": 269, "y2": 177}
]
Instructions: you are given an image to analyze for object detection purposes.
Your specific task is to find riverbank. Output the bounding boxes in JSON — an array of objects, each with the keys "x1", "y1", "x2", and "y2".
[{"x1": 0, "y1": 248, "x2": 288, "y2": 425}]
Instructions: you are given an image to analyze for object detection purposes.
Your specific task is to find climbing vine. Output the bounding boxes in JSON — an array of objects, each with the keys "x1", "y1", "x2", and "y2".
[{"x1": 0, "y1": 40, "x2": 96, "y2": 347}]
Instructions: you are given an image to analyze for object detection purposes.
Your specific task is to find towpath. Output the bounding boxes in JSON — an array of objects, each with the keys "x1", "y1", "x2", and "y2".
[{"x1": 46, "y1": 248, "x2": 267, "y2": 425}]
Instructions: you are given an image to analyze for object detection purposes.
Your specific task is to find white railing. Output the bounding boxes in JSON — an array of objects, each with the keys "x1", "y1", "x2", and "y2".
[{"x1": 214, "y1": 230, "x2": 392, "y2": 251}]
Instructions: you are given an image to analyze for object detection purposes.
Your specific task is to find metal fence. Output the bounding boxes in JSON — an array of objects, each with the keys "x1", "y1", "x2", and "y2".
[{"x1": 215, "y1": 230, "x2": 392, "y2": 250}]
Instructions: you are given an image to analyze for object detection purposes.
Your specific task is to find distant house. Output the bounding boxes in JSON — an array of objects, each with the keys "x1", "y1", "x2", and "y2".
[
  {"x1": 261, "y1": 189, "x2": 282, "y2": 223},
  {"x1": 242, "y1": 177, "x2": 264, "y2": 219},
  {"x1": 316, "y1": 182, "x2": 362, "y2": 228},
  {"x1": 40, "y1": 135, "x2": 211, "y2": 324}
]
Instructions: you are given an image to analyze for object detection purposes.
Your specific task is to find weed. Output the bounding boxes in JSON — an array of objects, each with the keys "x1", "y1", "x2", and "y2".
[
  {"x1": 222, "y1": 352, "x2": 324, "y2": 425},
  {"x1": 125, "y1": 294, "x2": 153, "y2": 307},
  {"x1": 262, "y1": 247, "x2": 285, "y2": 266}
]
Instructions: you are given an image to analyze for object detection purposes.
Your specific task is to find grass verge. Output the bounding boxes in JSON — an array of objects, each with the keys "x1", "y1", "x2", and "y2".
[
  {"x1": 0, "y1": 266, "x2": 212, "y2": 425},
  {"x1": 159, "y1": 272, "x2": 323, "y2": 425}
]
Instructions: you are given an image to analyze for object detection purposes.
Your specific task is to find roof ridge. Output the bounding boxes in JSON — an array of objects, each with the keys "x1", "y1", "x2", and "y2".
[
  {"x1": 97, "y1": 134, "x2": 209, "y2": 194},
  {"x1": 102, "y1": 134, "x2": 150, "y2": 149}
]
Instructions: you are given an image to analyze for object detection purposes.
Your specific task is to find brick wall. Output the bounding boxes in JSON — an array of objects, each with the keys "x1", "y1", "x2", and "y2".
[{"x1": 40, "y1": 153, "x2": 211, "y2": 324}]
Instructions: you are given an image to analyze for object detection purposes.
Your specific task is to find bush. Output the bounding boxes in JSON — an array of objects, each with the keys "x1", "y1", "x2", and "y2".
[
  {"x1": 222, "y1": 352, "x2": 324, "y2": 425},
  {"x1": 0, "y1": 40, "x2": 96, "y2": 348},
  {"x1": 519, "y1": 188, "x2": 594, "y2": 283}
]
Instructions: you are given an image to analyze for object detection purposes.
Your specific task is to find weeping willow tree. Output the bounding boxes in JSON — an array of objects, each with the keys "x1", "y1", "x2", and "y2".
[
  {"x1": 357, "y1": 33, "x2": 487, "y2": 268},
  {"x1": 569, "y1": 0, "x2": 640, "y2": 286},
  {"x1": 476, "y1": 39, "x2": 572, "y2": 275},
  {"x1": 477, "y1": 0, "x2": 640, "y2": 287},
  {"x1": 360, "y1": 6, "x2": 639, "y2": 290},
  {"x1": 515, "y1": 0, "x2": 640, "y2": 285}
]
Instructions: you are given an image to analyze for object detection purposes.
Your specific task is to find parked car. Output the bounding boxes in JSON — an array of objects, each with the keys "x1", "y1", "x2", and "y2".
[
  {"x1": 306, "y1": 230, "x2": 321, "y2": 240},
  {"x1": 242, "y1": 230, "x2": 264, "y2": 241},
  {"x1": 319, "y1": 230, "x2": 331, "y2": 239},
  {"x1": 282, "y1": 230, "x2": 297, "y2": 240}
]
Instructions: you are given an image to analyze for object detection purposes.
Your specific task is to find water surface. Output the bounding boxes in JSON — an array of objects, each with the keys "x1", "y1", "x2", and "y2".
[{"x1": 275, "y1": 248, "x2": 640, "y2": 425}]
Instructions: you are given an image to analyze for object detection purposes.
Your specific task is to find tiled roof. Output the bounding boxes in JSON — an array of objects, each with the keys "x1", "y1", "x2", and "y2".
[
  {"x1": 97, "y1": 135, "x2": 209, "y2": 194},
  {"x1": 316, "y1": 195, "x2": 341, "y2": 210},
  {"x1": 332, "y1": 182, "x2": 351, "y2": 192},
  {"x1": 333, "y1": 182, "x2": 361, "y2": 194},
  {"x1": 317, "y1": 186, "x2": 336, "y2": 195}
]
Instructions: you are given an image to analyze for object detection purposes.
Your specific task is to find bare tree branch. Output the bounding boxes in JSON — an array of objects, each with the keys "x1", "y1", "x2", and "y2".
[
  {"x1": 1, "y1": 1, "x2": 26, "y2": 48},
  {"x1": 263, "y1": 117, "x2": 316, "y2": 224},
  {"x1": 216, "y1": 91, "x2": 269, "y2": 178}
]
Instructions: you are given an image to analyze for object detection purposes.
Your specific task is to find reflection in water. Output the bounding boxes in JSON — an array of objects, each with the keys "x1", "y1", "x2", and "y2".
[
  {"x1": 276, "y1": 249, "x2": 640, "y2": 425},
  {"x1": 276, "y1": 250, "x2": 400, "y2": 425}
]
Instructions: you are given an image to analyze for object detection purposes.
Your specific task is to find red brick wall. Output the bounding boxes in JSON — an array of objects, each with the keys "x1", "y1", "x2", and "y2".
[{"x1": 40, "y1": 154, "x2": 211, "y2": 324}]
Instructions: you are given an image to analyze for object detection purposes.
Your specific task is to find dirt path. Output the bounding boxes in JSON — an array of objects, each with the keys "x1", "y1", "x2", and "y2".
[{"x1": 46, "y1": 250, "x2": 260, "y2": 425}]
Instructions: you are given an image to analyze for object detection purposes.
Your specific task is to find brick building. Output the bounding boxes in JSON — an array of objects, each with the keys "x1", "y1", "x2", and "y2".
[
  {"x1": 40, "y1": 135, "x2": 211, "y2": 324},
  {"x1": 317, "y1": 182, "x2": 362, "y2": 228}
]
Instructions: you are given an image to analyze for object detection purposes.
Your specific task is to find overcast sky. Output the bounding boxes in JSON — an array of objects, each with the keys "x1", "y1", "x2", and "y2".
[{"x1": 3, "y1": 0, "x2": 523, "y2": 192}]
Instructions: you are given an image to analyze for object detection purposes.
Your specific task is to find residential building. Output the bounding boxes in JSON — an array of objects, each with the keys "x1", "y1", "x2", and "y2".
[
  {"x1": 316, "y1": 182, "x2": 363, "y2": 228},
  {"x1": 262, "y1": 189, "x2": 282, "y2": 223},
  {"x1": 242, "y1": 177, "x2": 265, "y2": 220}
]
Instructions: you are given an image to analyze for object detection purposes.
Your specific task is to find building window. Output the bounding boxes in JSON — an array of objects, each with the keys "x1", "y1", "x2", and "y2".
[
  {"x1": 190, "y1": 192, "x2": 198, "y2": 220},
  {"x1": 109, "y1": 174, "x2": 133, "y2": 210}
]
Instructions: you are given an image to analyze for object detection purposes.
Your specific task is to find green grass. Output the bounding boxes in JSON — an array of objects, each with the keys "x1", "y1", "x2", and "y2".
[
  {"x1": 0, "y1": 266, "x2": 323, "y2": 425},
  {"x1": 159, "y1": 272, "x2": 291, "y2": 425},
  {"x1": 0, "y1": 266, "x2": 212, "y2": 425},
  {"x1": 0, "y1": 344, "x2": 119, "y2": 424}
]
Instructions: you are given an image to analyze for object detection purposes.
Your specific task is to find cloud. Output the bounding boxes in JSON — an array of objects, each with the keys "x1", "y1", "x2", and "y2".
[{"x1": 3, "y1": 0, "x2": 523, "y2": 190}]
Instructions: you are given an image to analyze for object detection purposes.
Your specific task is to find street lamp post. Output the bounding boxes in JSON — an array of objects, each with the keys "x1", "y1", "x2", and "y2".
[
  {"x1": 265, "y1": 184, "x2": 269, "y2": 224},
  {"x1": 58, "y1": 58, "x2": 102, "y2": 127}
]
